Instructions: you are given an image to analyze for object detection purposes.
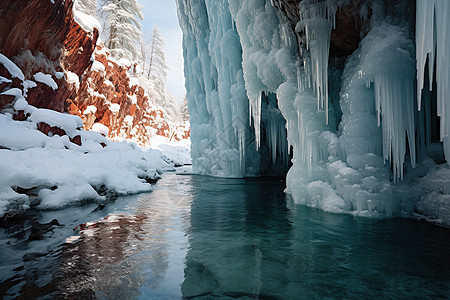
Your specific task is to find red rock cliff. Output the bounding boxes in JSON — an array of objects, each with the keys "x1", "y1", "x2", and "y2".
[
  {"x1": 0, "y1": 0, "x2": 188, "y2": 146},
  {"x1": 67, "y1": 45, "x2": 172, "y2": 145},
  {"x1": 0, "y1": 0, "x2": 98, "y2": 112}
]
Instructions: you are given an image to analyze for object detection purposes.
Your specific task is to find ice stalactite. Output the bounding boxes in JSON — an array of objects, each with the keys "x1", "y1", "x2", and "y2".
[
  {"x1": 229, "y1": 0, "x2": 295, "y2": 175},
  {"x1": 297, "y1": 0, "x2": 337, "y2": 124},
  {"x1": 340, "y1": 21, "x2": 417, "y2": 180},
  {"x1": 260, "y1": 92, "x2": 290, "y2": 176},
  {"x1": 177, "y1": 0, "x2": 293, "y2": 177},
  {"x1": 416, "y1": 0, "x2": 450, "y2": 165}
]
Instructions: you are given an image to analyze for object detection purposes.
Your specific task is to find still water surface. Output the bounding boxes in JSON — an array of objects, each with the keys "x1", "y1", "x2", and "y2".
[{"x1": 1, "y1": 173, "x2": 449, "y2": 299}]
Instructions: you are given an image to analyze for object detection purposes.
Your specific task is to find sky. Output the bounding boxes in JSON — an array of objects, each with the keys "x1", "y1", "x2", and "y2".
[{"x1": 141, "y1": 0, "x2": 186, "y2": 103}]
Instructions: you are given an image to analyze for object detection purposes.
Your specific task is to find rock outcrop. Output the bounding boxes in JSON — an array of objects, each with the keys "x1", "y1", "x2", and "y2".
[
  {"x1": 0, "y1": 0, "x2": 98, "y2": 112},
  {"x1": 67, "y1": 46, "x2": 172, "y2": 146}
]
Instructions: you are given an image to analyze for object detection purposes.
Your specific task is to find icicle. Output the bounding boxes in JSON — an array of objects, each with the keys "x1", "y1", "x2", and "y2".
[
  {"x1": 416, "y1": 0, "x2": 450, "y2": 164},
  {"x1": 252, "y1": 92, "x2": 263, "y2": 149},
  {"x1": 299, "y1": 0, "x2": 336, "y2": 124},
  {"x1": 373, "y1": 73, "x2": 416, "y2": 182}
]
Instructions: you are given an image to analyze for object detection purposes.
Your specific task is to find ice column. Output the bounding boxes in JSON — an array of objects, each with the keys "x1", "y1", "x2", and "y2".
[
  {"x1": 229, "y1": 0, "x2": 294, "y2": 150},
  {"x1": 176, "y1": 0, "x2": 258, "y2": 177}
]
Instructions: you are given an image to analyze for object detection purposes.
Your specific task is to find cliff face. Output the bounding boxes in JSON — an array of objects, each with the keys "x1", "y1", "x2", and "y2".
[
  {"x1": 68, "y1": 46, "x2": 172, "y2": 145},
  {"x1": 0, "y1": 0, "x2": 189, "y2": 145},
  {"x1": 0, "y1": 0, "x2": 98, "y2": 112}
]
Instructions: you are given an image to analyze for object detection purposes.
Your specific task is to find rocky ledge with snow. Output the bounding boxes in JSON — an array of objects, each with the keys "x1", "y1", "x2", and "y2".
[{"x1": 0, "y1": 105, "x2": 191, "y2": 220}]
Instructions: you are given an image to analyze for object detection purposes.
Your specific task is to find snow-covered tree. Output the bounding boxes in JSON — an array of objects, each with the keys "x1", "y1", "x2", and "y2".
[
  {"x1": 180, "y1": 96, "x2": 189, "y2": 122},
  {"x1": 146, "y1": 26, "x2": 178, "y2": 121},
  {"x1": 147, "y1": 26, "x2": 168, "y2": 80},
  {"x1": 100, "y1": 0, "x2": 144, "y2": 62},
  {"x1": 75, "y1": 0, "x2": 98, "y2": 16}
]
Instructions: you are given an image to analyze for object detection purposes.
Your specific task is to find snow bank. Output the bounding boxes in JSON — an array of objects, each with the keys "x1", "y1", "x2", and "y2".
[
  {"x1": 0, "y1": 123, "x2": 47, "y2": 150},
  {"x1": 153, "y1": 143, "x2": 191, "y2": 166},
  {"x1": 0, "y1": 112, "x2": 178, "y2": 216},
  {"x1": 30, "y1": 108, "x2": 83, "y2": 137}
]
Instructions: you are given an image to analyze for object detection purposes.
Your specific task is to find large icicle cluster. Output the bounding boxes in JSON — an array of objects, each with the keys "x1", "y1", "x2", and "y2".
[
  {"x1": 176, "y1": 0, "x2": 259, "y2": 177},
  {"x1": 297, "y1": 0, "x2": 337, "y2": 124},
  {"x1": 416, "y1": 0, "x2": 450, "y2": 165},
  {"x1": 177, "y1": 0, "x2": 291, "y2": 177},
  {"x1": 346, "y1": 23, "x2": 416, "y2": 181}
]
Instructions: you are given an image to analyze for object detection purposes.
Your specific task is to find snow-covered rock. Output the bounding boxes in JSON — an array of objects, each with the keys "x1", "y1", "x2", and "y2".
[{"x1": 0, "y1": 111, "x2": 187, "y2": 217}]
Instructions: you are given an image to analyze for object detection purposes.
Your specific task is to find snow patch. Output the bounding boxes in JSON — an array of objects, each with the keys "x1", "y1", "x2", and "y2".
[
  {"x1": 91, "y1": 60, "x2": 105, "y2": 72},
  {"x1": 33, "y1": 72, "x2": 58, "y2": 90},
  {"x1": 65, "y1": 71, "x2": 80, "y2": 89},
  {"x1": 0, "y1": 53, "x2": 25, "y2": 81},
  {"x1": 83, "y1": 105, "x2": 97, "y2": 115},
  {"x1": 91, "y1": 122, "x2": 109, "y2": 137}
]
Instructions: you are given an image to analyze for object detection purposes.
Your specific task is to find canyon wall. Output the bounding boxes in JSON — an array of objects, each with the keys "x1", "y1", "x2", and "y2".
[{"x1": 0, "y1": 0, "x2": 188, "y2": 145}]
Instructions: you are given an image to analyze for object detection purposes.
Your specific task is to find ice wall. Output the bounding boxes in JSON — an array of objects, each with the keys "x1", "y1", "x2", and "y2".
[
  {"x1": 176, "y1": 0, "x2": 291, "y2": 177},
  {"x1": 176, "y1": 0, "x2": 258, "y2": 177}
]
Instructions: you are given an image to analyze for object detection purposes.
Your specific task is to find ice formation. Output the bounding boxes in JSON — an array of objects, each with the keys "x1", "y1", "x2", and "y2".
[
  {"x1": 177, "y1": 0, "x2": 450, "y2": 220},
  {"x1": 416, "y1": 0, "x2": 450, "y2": 165}
]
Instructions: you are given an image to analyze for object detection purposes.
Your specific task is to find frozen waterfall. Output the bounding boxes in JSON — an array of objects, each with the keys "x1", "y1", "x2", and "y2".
[{"x1": 176, "y1": 0, "x2": 450, "y2": 222}]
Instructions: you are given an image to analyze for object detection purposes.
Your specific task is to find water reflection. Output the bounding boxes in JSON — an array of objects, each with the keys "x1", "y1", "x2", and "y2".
[
  {"x1": 1, "y1": 174, "x2": 194, "y2": 299},
  {"x1": 182, "y1": 176, "x2": 450, "y2": 299},
  {"x1": 1, "y1": 174, "x2": 449, "y2": 299}
]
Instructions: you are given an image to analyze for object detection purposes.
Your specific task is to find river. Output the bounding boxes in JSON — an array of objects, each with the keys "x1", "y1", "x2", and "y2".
[{"x1": 1, "y1": 173, "x2": 449, "y2": 299}]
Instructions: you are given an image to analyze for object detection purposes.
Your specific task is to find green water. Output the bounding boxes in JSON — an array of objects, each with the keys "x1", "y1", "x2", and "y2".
[{"x1": 1, "y1": 173, "x2": 449, "y2": 299}]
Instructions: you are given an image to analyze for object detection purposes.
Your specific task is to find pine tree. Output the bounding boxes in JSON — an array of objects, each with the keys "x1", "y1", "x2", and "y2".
[
  {"x1": 75, "y1": 0, "x2": 97, "y2": 16},
  {"x1": 100, "y1": 0, "x2": 144, "y2": 62},
  {"x1": 180, "y1": 96, "x2": 189, "y2": 122},
  {"x1": 147, "y1": 26, "x2": 178, "y2": 121},
  {"x1": 147, "y1": 26, "x2": 168, "y2": 80}
]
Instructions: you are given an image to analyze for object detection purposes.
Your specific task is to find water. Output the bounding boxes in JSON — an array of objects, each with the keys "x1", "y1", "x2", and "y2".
[{"x1": 1, "y1": 173, "x2": 449, "y2": 299}]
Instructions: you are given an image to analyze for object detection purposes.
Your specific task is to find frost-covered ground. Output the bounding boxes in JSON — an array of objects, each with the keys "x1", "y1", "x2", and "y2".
[{"x1": 0, "y1": 111, "x2": 190, "y2": 218}]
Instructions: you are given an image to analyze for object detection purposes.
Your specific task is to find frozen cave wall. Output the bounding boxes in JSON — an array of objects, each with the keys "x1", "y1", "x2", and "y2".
[{"x1": 177, "y1": 0, "x2": 450, "y2": 220}]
